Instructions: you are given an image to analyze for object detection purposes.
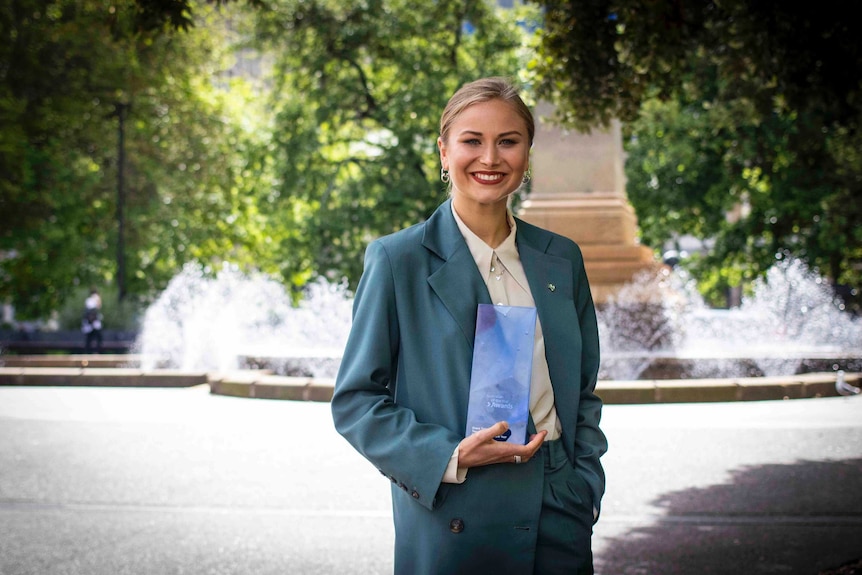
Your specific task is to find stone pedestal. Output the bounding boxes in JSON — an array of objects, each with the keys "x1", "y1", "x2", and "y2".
[{"x1": 518, "y1": 105, "x2": 658, "y2": 303}]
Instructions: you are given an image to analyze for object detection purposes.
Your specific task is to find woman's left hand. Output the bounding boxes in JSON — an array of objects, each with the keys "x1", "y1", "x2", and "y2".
[{"x1": 456, "y1": 421, "x2": 547, "y2": 469}]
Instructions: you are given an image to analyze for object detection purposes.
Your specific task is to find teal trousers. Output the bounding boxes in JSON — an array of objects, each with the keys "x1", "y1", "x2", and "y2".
[{"x1": 534, "y1": 439, "x2": 595, "y2": 575}]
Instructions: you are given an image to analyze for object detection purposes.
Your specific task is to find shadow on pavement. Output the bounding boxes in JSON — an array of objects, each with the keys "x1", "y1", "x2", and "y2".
[{"x1": 596, "y1": 458, "x2": 862, "y2": 575}]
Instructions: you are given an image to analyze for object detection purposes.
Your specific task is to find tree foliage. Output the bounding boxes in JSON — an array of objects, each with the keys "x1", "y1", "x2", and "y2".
[
  {"x1": 250, "y1": 0, "x2": 536, "y2": 289},
  {"x1": 1, "y1": 0, "x2": 535, "y2": 321},
  {"x1": 531, "y1": 0, "x2": 862, "y2": 305},
  {"x1": 123, "y1": 0, "x2": 537, "y2": 294},
  {"x1": 0, "y1": 0, "x2": 268, "y2": 320}
]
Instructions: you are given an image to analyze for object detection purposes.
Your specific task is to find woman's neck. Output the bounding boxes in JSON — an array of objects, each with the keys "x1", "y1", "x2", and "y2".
[{"x1": 452, "y1": 197, "x2": 511, "y2": 248}]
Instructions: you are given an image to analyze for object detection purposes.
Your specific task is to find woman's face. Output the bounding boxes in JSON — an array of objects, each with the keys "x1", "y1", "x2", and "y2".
[{"x1": 438, "y1": 99, "x2": 530, "y2": 209}]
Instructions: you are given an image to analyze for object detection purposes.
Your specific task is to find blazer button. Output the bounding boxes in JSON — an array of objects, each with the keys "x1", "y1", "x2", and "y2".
[
  {"x1": 449, "y1": 518, "x2": 465, "y2": 534},
  {"x1": 411, "y1": 490, "x2": 420, "y2": 499}
]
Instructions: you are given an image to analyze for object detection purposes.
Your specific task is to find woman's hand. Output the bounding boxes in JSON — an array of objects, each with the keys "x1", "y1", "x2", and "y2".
[{"x1": 457, "y1": 421, "x2": 547, "y2": 469}]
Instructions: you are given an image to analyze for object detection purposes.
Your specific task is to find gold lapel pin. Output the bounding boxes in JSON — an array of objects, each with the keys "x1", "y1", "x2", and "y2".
[{"x1": 547, "y1": 283, "x2": 556, "y2": 292}]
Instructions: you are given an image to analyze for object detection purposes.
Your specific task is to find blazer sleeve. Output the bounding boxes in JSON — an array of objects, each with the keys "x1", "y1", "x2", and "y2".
[
  {"x1": 330, "y1": 239, "x2": 463, "y2": 511},
  {"x1": 571, "y1": 247, "x2": 608, "y2": 519}
]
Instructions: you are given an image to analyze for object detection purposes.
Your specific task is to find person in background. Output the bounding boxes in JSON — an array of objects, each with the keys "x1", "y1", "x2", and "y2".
[
  {"x1": 331, "y1": 77, "x2": 607, "y2": 574},
  {"x1": 82, "y1": 287, "x2": 103, "y2": 353}
]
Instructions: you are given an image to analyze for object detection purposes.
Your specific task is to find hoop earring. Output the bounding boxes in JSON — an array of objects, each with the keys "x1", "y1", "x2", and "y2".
[
  {"x1": 440, "y1": 168, "x2": 450, "y2": 183},
  {"x1": 522, "y1": 169, "x2": 532, "y2": 184}
]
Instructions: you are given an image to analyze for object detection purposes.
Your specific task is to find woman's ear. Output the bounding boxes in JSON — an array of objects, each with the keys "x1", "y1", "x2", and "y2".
[{"x1": 437, "y1": 136, "x2": 448, "y2": 170}]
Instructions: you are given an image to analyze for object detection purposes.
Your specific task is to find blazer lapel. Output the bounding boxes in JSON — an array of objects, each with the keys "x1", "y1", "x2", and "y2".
[
  {"x1": 516, "y1": 224, "x2": 578, "y2": 420},
  {"x1": 515, "y1": 223, "x2": 573, "y2": 333},
  {"x1": 423, "y1": 199, "x2": 491, "y2": 347}
]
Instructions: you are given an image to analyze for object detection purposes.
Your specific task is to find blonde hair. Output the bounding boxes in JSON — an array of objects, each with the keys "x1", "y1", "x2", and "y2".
[{"x1": 439, "y1": 77, "x2": 534, "y2": 145}]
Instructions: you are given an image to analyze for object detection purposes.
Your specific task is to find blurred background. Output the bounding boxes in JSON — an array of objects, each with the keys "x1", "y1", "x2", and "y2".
[{"x1": 1, "y1": 0, "x2": 860, "y2": 341}]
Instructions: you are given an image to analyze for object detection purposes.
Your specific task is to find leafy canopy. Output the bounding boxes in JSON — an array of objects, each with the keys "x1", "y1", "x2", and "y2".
[
  {"x1": 0, "y1": 0, "x2": 270, "y2": 320},
  {"x1": 1, "y1": 0, "x2": 537, "y2": 322},
  {"x1": 531, "y1": 0, "x2": 862, "y2": 306},
  {"x1": 250, "y1": 0, "x2": 538, "y2": 290}
]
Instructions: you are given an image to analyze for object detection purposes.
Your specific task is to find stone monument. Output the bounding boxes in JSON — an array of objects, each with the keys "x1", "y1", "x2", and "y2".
[{"x1": 518, "y1": 103, "x2": 658, "y2": 304}]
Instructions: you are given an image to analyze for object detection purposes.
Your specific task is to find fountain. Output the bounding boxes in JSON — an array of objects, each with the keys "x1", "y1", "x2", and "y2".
[
  {"x1": 125, "y1": 101, "x2": 858, "y2": 397},
  {"x1": 137, "y1": 262, "x2": 352, "y2": 379},
  {"x1": 2, "y1": 255, "x2": 858, "y2": 400},
  {"x1": 598, "y1": 257, "x2": 861, "y2": 382},
  {"x1": 135, "y1": 257, "x2": 860, "y2": 390}
]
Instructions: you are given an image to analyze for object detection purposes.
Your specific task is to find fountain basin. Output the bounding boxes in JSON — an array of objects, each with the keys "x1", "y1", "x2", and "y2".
[
  {"x1": 602, "y1": 351, "x2": 862, "y2": 380},
  {"x1": 1, "y1": 355, "x2": 859, "y2": 404},
  {"x1": 0, "y1": 365, "x2": 208, "y2": 388}
]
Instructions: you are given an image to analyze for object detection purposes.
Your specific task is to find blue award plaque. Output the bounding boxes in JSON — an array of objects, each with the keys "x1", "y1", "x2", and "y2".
[{"x1": 465, "y1": 304, "x2": 537, "y2": 444}]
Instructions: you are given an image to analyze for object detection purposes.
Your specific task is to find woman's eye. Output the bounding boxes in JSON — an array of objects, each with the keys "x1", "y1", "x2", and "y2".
[
  {"x1": 464, "y1": 138, "x2": 481, "y2": 145},
  {"x1": 500, "y1": 139, "x2": 518, "y2": 146}
]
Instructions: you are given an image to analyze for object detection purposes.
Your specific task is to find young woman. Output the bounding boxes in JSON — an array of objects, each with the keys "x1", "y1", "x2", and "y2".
[{"x1": 331, "y1": 77, "x2": 607, "y2": 574}]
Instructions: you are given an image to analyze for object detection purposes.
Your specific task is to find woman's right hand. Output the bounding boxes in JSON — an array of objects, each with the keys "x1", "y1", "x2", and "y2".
[{"x1": 456, "y1": 421, "x2": 547, "y2": 469}]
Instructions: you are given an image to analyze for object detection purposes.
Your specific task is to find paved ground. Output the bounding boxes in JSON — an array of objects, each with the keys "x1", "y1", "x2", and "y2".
[{"x1": 1, "y1": 386, "x2": 860, "y2": 575}]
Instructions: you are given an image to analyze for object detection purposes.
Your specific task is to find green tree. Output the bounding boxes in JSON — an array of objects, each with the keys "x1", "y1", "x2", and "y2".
[
  {"x1": 2, "y1": 0, "x2": 540, "y2": 321},
  {"x1": 251, "y1": 0, "x2": 539, "y2": 289},
  {"x1": 530, "y1": 0, "x2": 862, "y2": 305},
  {"x1": 0, "y1": 0, "x2": 270, "y2": 320},
  {"x1": 1, "y1": 0, "x2": 119, "y2": 319}
]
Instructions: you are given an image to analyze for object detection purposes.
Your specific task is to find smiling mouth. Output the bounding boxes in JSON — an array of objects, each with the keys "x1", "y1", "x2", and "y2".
[{"x1": 472, "y1": 172, "x2": 505, "y2": 183}]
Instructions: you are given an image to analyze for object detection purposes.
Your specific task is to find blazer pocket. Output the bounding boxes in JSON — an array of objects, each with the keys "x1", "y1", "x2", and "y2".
[{"x1": 432, "y1": 481, "x2": 452, "y2": 510}]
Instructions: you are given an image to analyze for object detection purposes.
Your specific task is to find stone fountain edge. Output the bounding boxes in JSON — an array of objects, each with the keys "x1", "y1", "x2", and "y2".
[{"x1": 1, "y1": 355, "x2": 859, "y2": 405}]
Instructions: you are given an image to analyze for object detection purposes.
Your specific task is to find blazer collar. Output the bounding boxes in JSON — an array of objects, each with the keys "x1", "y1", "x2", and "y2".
[
  {"x1": 422, "y1": 199, "x2": 554, "y2": 258},
  {"x1": 422, "y1": 200, "x2": 572, "y2": 349},
  {"x1": 513, "y1": 215, "x2": 552, "y2": 255},
  {"x1": 421, "y1": 198, "x2": 463, "y2": 260}
]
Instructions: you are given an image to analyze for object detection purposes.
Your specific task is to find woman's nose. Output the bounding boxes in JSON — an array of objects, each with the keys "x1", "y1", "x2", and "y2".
[{"x1": 480, "y1": 145, "x2": 499, "y2": 166}]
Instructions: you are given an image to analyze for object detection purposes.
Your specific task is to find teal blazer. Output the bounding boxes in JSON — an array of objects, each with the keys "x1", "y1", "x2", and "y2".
[{"x1": 331, "y1": 199, "x2": 607, "y2": 574}]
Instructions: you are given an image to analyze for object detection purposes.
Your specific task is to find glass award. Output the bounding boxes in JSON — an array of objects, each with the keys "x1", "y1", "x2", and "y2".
[{"x1": 465, "y1": 304, "x2": 536, "y2": 444}]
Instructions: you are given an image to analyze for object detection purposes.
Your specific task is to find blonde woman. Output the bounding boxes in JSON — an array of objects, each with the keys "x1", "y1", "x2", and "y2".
[{"x1": 332, "y1": 77, "x2": 606, "y2": 574}]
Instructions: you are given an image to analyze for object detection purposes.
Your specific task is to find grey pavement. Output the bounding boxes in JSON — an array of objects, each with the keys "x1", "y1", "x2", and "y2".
[{"x1": 1, "y1": 385, "x2": 860, "y2": 575}]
